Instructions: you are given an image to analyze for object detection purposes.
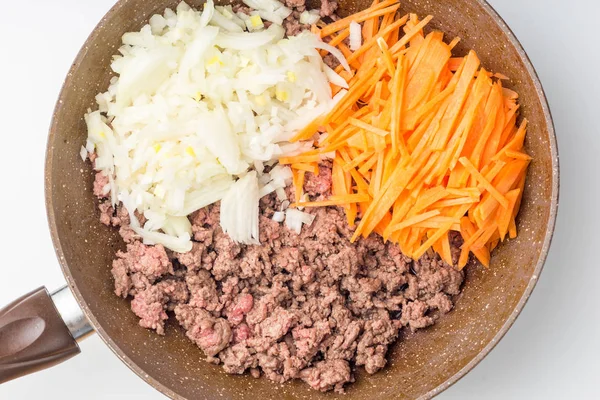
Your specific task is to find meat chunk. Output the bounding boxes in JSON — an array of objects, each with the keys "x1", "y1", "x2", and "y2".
[
  {"x1": 400, "y1": 300, "x2": 434, "y2": 331},
  {"x1": 131, "y1": 286, "x2": 169, "y2": 334},
  {"x1": 130, "y1": 280, "x2": 187, "y2": 335},
  {"x1": 111, "y1": 242, "x2": 173, "y2": 297},
  {"x1": 227, "y1": 293, "x2": 254, "y2": 325},
  {"x1": 256, "y1": 307, "x2": 296, "y2": 342},
  {"x1": 93, "y1": 172, "x2": 109, "y2": 198},
  {"x1": 175, "y1": 305, "x2": 232, "y2": 357},
  {"x1": 304, "y1": 165, "x2": 332, "y2": 198},
  {"x1": 175, "y1": 242, "x2": 205, "y2": 271},
  {"x1": 355, "y1": 311, "x2": 398, "y2": 374},
  {"x1": 284, "y1": 0, "x2": 305, "y2": 8},
  {"x1": 292, "y1": 320, "x2": 330, "y2": 359},
  {"x1": 319, "y1": 0, "x2": 338, "y2": 17},
  {"x1": 220, "y1": 343, "x2": 257, "y2": 374},
  {"x1": 115, "y1": 241, "x2": 172, "y2": 280},
  {"x1": 299, "y1": 359, "x2": 352, "y2": 393}
]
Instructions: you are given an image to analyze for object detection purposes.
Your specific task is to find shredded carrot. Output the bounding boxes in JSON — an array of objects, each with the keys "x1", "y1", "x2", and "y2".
[
  {"x1": 291, "y1": 163, "x2": 319, "y2": 174},
  {"x1": 387, "y1": 210, "x2": 440, "y2": 231},
  {"x1": 349, "y1": 118, "x2": 390, "y2": 136},
  {"x1": 292, "y1": 193, "x2": 371, "y2": 208},
  {"x1": 282, "y1": 3, "x2": 530, "y2": 269},
  {"x1": 320, "y1": 0, "x2": 401, "y2": 37},
  {"x1": 293, "y1": 170, "x2": 305, "y2": 203},
  {"x1": 505, "y1": 149, "x2": 533, "y2": 160},
  {"x1": 448, "y1": 37, "x2": 460, "y2": 49},
  {"x1": 342, "y1": 150, "x2": 376, "y2": 172},
  {"x1": 458, "y1": 157, "x2": 509, "y2": 208},
  {"x1": 358, "y1": 152, "x2": 380, "y2": 175},
  {"x1": 279, "y1": 154, "x2": 321, "y2": 164}
]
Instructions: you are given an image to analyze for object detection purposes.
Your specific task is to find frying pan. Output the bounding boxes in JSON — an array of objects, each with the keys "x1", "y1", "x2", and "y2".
[{"x1": 0, "y1": 0, "x2": 558, "y2": 398}]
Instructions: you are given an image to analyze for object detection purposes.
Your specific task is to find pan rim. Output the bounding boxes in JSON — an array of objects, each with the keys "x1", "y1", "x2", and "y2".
[{"x1": 44, "y1": 0, "x2": 559, "y2": 399}]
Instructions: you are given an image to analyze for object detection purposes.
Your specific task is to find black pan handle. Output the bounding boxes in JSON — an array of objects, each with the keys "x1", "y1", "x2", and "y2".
[{"x1": 0, "y1": 286, "x2": 93, "y2": 384}]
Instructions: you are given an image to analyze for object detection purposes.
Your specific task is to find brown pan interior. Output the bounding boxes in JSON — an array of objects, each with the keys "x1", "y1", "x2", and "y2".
[{"x1": 45, "y1": 0, "x2": 558, "y2": 399}]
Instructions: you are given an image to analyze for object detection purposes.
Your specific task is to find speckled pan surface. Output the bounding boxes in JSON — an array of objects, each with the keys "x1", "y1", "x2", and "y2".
[{"x1": 45, "y1": 0, "x2": 558, "y2": 398}]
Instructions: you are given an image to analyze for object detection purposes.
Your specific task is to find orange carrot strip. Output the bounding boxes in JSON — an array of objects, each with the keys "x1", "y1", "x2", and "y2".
[
  {"x1": 358, "y1": 151, "x2": 380, "y2": 175},
  {"x1": 497, "y1": 188, "x2": 520, "y2": 241},
  {"x1": 508, "y1": 217, "x2": 517, "y2": 239},
  {"x1": 349, "y1": 118, "x2": 390, "y2": 137},
  {"x1": 342, "y1": 150, "x2": 376, "y2": 172},
  {"x1": 448, "y1": 37, "x2": 460, "y2": 49},
  {"x1": 291, "y1": 163, "x2": 319, "y2": 174},
  {"x1": 388, "y1": 210, "x2": 441, "y2": 232},
  {"x1": 446, "y1": 187, "x2": 481, "y2": 198},
  {"x1": 493, "y1": 118, "x2": 528, "y2": 160},
  {"x1": 459, "y1": 157, "x2": 509, "y2": 208},
  {"x1": 409, "y1": 82, "x2": 456, "y2": 131},
  {"x1": 279, "y1": 154, "x2": 321, "y2": 164},
  {"x1": 431, "y1": 197, "x2": 477, "y2": 208},
  {"x1": 377, "y1": 37, "x2": 396, "y2": 76},
  {"x1": 475, "y1": 159, "x2": 529, "y2": 221},
  {"x1": 290, "y1": 116, "x2": 324, "y2": 142},
  {"x1": 373, "y1": 151, "x2": 385, "y2": 194},
  {"x1": 471, "y1": 221, "x2": 499, "y2": 250},
  {"x1": 413, "y1": 222, "x2": 454, "y2": 259},
  {"x1": 448, "y1": 57, "x2": 463, "y2": 71},
  {"x1": 292, "y1": 193, "x2": 371, "y2": 208},
  {"x1": 459, "y1": 217, "x2": 490, "y2": 268},
  {"x1": 391, "y1": 54, "x2": 408, "y2": 158},
  {"x1": 293, "y1": 170, "x2": 305, "y2": 203},
  {"x1": 440, "y1": 232, "x2": 453, "y2": 265},
  {"x1": 505, "y1": 150, "x2": 532, "y2": 160},
  {"x1": 347, "y1": 15, "x2": 409, "y2": 64},
  {"x1": 328, "y1": 28, "x2": 351, "y2": 48},
  {"x1": 412, "y1": 216, "x2": 461, "y2": 230},
  {"x1": 320, "y1": 0, "x2": 400, "y2": 37},
  {"x1": 389, "y1": 15, "x2": 434, "y2": 55}
]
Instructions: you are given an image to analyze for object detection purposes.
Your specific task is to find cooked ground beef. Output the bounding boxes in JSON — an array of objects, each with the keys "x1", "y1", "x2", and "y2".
[
  {"x1": 281, "y1": 0, "x2": 339, "y2": 37},
  {"x1": 319, "y1": 0, "x2": 338, "y2": 18},
  {"x1": 100, "y1": 162, "x2": 465, "y2": 394}
]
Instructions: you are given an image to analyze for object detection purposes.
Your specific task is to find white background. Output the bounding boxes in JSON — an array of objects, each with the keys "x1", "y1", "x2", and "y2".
[{"x1": 0, "y1": 0, "x2": 596, "y2": 398}]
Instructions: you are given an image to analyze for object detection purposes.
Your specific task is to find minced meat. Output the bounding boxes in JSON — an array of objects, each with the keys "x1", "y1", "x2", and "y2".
[
  {"x1": 100, "y1": 163, "x2": 465, "y2": 394},
  {"x1": 281, "y1": 0, "x2": 339, "y2": 37}
]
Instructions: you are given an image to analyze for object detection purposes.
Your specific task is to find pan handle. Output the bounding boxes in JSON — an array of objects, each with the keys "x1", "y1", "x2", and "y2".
[{"x1": 0, "y1": 286, "x2": 93, "y2": 384}]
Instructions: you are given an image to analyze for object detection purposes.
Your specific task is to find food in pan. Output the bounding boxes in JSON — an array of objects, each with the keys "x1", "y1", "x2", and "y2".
[{"x1": 82, "y1": 0, "x2": 530, "y2": 392}]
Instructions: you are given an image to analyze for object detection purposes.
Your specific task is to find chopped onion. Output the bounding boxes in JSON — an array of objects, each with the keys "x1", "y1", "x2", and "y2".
[
  {"x1": 349, "y1": 21, "x2": 362, "y2": 51},
  {"x1": 220, "y1": 171, "x2": 260, "y2": 244},
  {"x1": 215, "y1": 6, "x2": 247, "y2": 29},
  {"x1": 285, "y1": 208, "x2": 303, "y2": 234},
  {"x1": 275, "y1": 187, "x2": 287, "y2": 201},
  {"x1": 285, "y1": 208, "x2": 315, "y2": 234},
  {"x1": 323, "y1": 65, "x2": 349, "y2": 89},
  {"x1": 80, "y1": 146, "x2": 88, "y2": 161},
  {"x1": 311, "y1": 39, "x2": 351, "y2": 72},
  {"x1": 210, "y1": 9, "x2": 244, "y2": 32},
  {"x1": 272, "y1": 211, "x2": 285, "y2": 222},
  {"x1": 199, "y1": 0, "x2": 215, "y2": 27},
  {"x1": 215, "y1": 23, "x2": 284, "y2": 50},
  {"x1": 84, "y1": 1, "x2": 349, "y2": 251},
  {"x1": 133, "y1": 227, "x2": 193, "y2": 253},
  {"x1": 299, "y1": 10, "x2": 320, "y2": 25},
  {"x1": 161, "y1": 215, "x2": 193, "y2": 237},
  {"x1": 259, "y1": 183, "x2": 276, "y2": 197},
  {"x1": 257, "y1": 10, "x2": 284, "y2": 25}
]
